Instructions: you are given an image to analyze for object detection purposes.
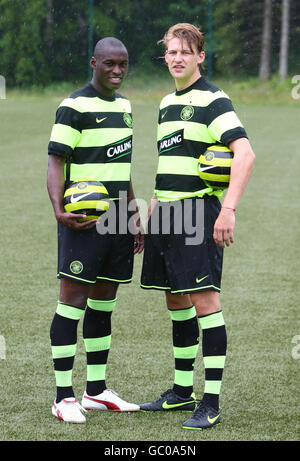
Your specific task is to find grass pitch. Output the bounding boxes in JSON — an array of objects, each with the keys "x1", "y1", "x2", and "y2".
[{"x1": 0, "y1": 83, "x2": 299, "y2": 442}]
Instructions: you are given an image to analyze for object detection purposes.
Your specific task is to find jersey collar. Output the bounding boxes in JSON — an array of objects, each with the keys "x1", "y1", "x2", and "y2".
[{"x1": 175, "y1": 76, "x2": 204, "y2": 96}]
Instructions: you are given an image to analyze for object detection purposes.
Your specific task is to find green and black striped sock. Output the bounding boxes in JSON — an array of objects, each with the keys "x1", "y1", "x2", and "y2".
[
  {"x1": 199, "y1": 310, "x2": 227, "y2": 410},
  {"x1": 50, "y1": 301, "x2": 85, "y2": 403},
  {"x1": 169, "y1": 306, "x2": 199, "y2": 399},
  {"x1": 83, "y1": 298, "x2": 116, "y2": 396}
]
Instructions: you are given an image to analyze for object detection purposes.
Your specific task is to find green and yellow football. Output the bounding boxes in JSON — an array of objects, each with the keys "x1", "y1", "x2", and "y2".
[
  {"x1": 63, "y1": 179, "x2": 110, "y2": 221},
  {"x1": 198, "y1": 145, "x2": 234, "y2": 190}
]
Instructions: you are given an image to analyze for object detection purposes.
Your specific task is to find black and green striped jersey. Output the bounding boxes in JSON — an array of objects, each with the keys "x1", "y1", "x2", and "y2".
[
  {"x1": 48, "y1": 83, "x2": 133, "y2": 200},
  {"x1": 155, "y1": 77, "x2": 247, "y2": 201}
]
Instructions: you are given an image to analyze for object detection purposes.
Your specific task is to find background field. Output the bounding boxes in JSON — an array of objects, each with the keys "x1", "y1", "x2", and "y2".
[{"x1": 0, "y1": 78, "x2": 299, "y2": 442}]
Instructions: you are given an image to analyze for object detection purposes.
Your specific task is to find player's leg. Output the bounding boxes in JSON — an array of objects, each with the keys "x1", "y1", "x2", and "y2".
[
  {"x1": 140, "y1": 202, "x2": 198, "y2": 410},
  {"x1": 166, "y1": 292, "x2": 200, "y2": 399},
  {"x1": 81, "y1": 278, "x2": 139, "y2": 412},
  {"x1": 140, "y1": 292, "x2": 198, "y2": 411},
  {"x1": 50, "y1": 277, "x2": 89, "y2": 423},
  {"x1": 82, "y1": 280, "x2": 118, "y2": 398},
  {"x1": 182, "y1": 289, "x2": 227, "y2": 430},
  {"x1": 192, "y1": 290, "x2": 226, "y2": 411}
]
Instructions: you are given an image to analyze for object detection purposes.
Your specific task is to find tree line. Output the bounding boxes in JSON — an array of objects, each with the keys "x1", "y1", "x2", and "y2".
[{"x1": 0, "y1": 0, "x2": 298, "y2": 87}]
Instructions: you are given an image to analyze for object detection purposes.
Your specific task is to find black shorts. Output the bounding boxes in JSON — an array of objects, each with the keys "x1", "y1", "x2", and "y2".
[
  {"x1": 57, "y1": 201, "x2": 134, "y2": 284},
  {"x1": 140, "y1": 196, "x2": 223, "y2": 294}
]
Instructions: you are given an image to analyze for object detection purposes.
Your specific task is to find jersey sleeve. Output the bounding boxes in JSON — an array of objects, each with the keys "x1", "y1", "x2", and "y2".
[
  {"x1": 206, "y1": 92, "x2": 248, "y2": 146},
  {"x1": 48, "y1": 99, "x2": 82, "y2": 158}
]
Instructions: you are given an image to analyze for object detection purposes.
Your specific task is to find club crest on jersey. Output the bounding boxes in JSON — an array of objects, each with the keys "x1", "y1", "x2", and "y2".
[
  {"x1": 180, "y1": 105, "x2": 194, "y2": 121},
  {"x1": 123, "y1": 112, "x2": 133, "y2": 128},
  {"x1": 106, "y1": 136, "x2": 132, "y2": 160},
  {"x1": 159, "y1": 129, "x2": 183, "y2": 154}
]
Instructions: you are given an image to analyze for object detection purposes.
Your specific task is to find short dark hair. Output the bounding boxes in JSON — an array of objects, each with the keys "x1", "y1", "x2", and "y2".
[{"x1": 93, "y1": 37, "x2": 127, "y2": 58}]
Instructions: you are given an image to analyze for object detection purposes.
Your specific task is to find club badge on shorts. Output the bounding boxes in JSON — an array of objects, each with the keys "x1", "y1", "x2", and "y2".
[{"x1": 70, "y1": 260, "x2": 84, "y2": 275}]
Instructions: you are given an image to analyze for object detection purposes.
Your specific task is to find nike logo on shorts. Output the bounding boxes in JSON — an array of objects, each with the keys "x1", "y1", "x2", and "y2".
[{"x1": 196, "y1": 275, "x2": 208, "y2": 284}]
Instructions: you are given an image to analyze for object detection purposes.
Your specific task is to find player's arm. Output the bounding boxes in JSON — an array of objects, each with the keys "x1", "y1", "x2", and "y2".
[
  {"x1": 47, "y1": 154, "x2": 97, "y2": 230},
  {"x1": 213, "y1": 137, "x2": 255, "y2": 248},
  {"x1": 147, "y1": 194, "x2": 158, "y2": 220},
  {"x1": 128, "y1": 178, "x2": 144, "y2": 254}
]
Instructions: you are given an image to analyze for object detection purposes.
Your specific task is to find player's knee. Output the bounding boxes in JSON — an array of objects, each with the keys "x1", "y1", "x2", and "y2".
[
  {"x1": 59, "y1": 277, "x2": 89, "y2": 308},
  {"x1": 89, "y1": 280, "x2": 119, "y2": 301},
  {"x1": 191, "y1": 290, "x2": 221, "y2": 317},
  {"x1": 165, "y1": 292, "x2": 191, "y2": 310}
]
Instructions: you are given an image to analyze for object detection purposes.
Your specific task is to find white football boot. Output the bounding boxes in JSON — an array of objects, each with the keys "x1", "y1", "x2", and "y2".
[
  {"x1": 52, "y1": 397, "x2": 87, "y2": 423},
  {"x1": 81, "y1": 389, "x2": 140, "y2": 412}
]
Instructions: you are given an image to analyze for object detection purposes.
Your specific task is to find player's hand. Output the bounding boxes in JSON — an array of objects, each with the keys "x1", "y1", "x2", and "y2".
[
  {"x1": 146, "y1": 195, "x2": 158, "y2": 223},
  {"x1": 56, "y1": 211, "x2": 98, "y2": 230},
  {"x1": 213, "y1": 208, "x2": 235, "y2": 248},
  {"x1": 132, "y1": 214, "x2": 145, "y2": 254},
  {"x1": 134, "y1": 230, "x2": 144, "y2": 254}
]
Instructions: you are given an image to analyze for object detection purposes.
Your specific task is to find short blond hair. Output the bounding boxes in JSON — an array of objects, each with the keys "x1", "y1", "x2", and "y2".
[{"x1": 158, "y1": 23, "x2": 205, "y2": 54}]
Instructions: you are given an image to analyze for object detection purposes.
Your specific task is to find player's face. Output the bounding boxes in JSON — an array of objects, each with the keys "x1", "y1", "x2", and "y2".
[
  {"x1": 91, "y1": 46, "x2": 129, "y2": 97},
  {"x1": 165, "y1": 37, "x2": 205, "y2": 88}
]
